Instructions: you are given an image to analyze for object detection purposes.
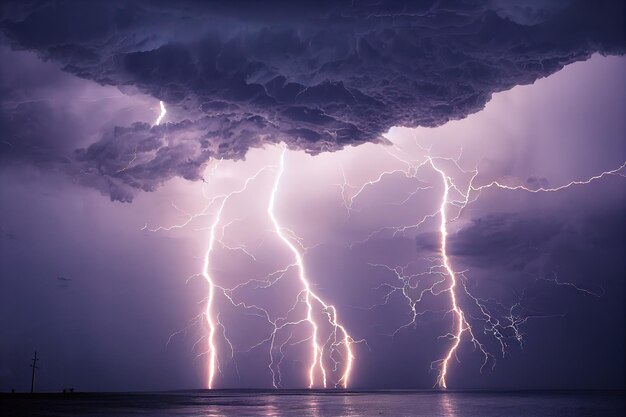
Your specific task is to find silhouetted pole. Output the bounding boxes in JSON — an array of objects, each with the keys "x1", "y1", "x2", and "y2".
[{"x1": 30, "y1": 351, "x2": 39, "y2": 393}]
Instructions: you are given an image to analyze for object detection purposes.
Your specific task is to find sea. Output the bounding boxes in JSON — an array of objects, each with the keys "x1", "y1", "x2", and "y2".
[{"x1": 1, "y1": 390, "x2": 624, "y2": 417}]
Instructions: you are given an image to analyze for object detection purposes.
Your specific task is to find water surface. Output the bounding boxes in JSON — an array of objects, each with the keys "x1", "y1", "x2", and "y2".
[{"x1": 1, "y1": 390, "x2": 623, "y2": 416}]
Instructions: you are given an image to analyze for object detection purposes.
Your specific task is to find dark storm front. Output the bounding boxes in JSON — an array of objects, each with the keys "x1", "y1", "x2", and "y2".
[
  {"x1": 1, "y1": 0, "x2": 625, "y2": 396},
  {"x1": 1, "y1": 391, "x2": 624, "y2": 417}
]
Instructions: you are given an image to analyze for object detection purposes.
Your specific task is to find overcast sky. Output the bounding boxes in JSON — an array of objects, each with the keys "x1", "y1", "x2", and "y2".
[{"x1": 0, "y1": 0, "x2": 624, "y2": 392}]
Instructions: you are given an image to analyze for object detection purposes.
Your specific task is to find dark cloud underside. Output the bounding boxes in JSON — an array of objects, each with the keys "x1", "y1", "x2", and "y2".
[{"x1": 1, "y1": 0, "x2": 624, "y2": 200}]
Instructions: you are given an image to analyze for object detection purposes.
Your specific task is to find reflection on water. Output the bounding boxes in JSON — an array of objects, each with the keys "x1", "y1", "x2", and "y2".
[
  {"x1": 1, "y1": 390, "x2": 623, "y2": 417},
  {"x1": 440, "y1": 393, "x2": 457, "y2": 417},
  {"x1": 262, "y1": 395, "x2": 279, "y2": 417},
  {"x1": 304, "y1": 395, "x2": 321, "y2": 417}
]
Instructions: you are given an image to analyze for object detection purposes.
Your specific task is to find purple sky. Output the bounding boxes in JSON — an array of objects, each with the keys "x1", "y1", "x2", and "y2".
[{"x1": 0, "y1": 0, "x2": 624, "y2": 392}]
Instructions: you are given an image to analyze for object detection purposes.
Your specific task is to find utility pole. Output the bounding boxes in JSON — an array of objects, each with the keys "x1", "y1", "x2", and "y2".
[{"x1": 30, "y1": 351, "x2": 39, "y2": 393}]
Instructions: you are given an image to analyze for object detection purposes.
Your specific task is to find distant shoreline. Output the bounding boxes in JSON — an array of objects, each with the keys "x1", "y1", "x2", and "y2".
[{"x1": 2, "y1": 388, "x2": 624, "y2": 396}]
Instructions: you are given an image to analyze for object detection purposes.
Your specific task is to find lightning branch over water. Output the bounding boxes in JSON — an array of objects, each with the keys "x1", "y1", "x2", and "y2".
[
  {"x1": 148, "y1": 146, "x2": 360, "y2": 389},
  {"x1": 268, "y1": 147, "x2": 358, "y2": 388},
  {"x1": 344, "y1": 139, "x2": 625, "y2": 388},
  {"x1": 428, "y1": 157, "x2": 493, "y2": 388},
  {"x1": 429, "y1": 158, "x2": 463, "y2": 388},
  {"x1": 199, "y1": 167, "x2": 274, "y2": 388},
  {"x1": 431, "y1": 157, "x2": 624, "y2": 387},
  {"x1": 144, "y1": 101, "x2": 622, "y2": 388}
]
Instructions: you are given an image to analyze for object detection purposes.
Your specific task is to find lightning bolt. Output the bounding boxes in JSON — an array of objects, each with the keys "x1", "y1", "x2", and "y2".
[
  {"x1": 200, "y1": 167, "x2": 272, "y2": 388},
  {"x1": 346, "y1": 138, "x2": 624, "y2": 388},
  {"x1": 146, "y1": 106, "x2": 622, "y2": 389},
  {"x1": 269, "y1": 146, "x2": 357, "y2": 388},
  {"x1": 430, "y1": 158, "x2": 462, "y2": 388},
  {"x1": 155, "y1": 100, "x2": 167, "y2": 126},
  {"x1": 114, "y1": 100, "x2": 167, "y2": 175},
  {"x1": 150, "y1": 146, "x2": 361, "y2": 389},
  {"x1": 470, "y1": 161, "x2": 626, "y2": 193},
  {"x1": 338, "y1": 146, "x2": 432, "y2": 214},
  {"x1": 428, "y1": 157, "x2": 493, "y2": 388},
  {"x1": 433, "y1": 158, "x2": 625, "y2": 388},
  {"x1": 148, "y1": 160, "x2": 274, "y2": 388}
]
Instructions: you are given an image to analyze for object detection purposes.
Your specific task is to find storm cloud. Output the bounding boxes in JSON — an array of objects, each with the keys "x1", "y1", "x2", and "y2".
[{"x1": 0, "y1": 0, "x2": 624, "y2": 200}]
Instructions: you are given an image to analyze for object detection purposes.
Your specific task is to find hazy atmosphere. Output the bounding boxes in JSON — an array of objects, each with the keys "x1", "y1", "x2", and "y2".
[{"x1": 0, "y1": 0, "x2": 624, "y2": 396}]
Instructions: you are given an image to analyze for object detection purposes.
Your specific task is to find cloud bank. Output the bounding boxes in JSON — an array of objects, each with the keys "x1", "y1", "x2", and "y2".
[{"x1": 1, "y1": 0, "x2": 624, "y2": 200}]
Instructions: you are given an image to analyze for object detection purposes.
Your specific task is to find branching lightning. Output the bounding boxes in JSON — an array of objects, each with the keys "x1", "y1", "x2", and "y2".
[
  {"x1": 149, "y1": 145, "x2": 360, "y2": 389},
  {"x1": 432, "y1": 158, "x2": 624, "y2": 387},
  {"x1": 430, "y1": 158, "x2": 463, "y2": 388},
  {"x1": 268, "y1": 147, "x2": 358, "y2": 388},
  {"x1": 470, "y1": 161, "x2": 626, "y2": 194},
  {"x1": 343, "y1": 137, "x2": 625, "y2": 388},
  {"x1": 146, "y1": 99, "x2": 622, "y2": 389},
  {"x1": 428, "y1": 157, "x2": 493, "y2": 388}
]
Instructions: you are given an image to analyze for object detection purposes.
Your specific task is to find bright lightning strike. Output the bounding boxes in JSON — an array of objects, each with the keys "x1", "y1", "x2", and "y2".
[
  {"x1": 151, "y1": 147, "x2": 361, "y2": 389},
  {"x1": 428, "y1": 157, "x2": 491, "y2": 388},
  {"x1": 471, "y1": 161, "x2": 626, "y2": 193},
  {"x1": 147, "y1": 116, "x2": 622, "y2": 390},
  {"x1": 200, "y1": 167, "x2": 270, "y2": 388},
  {"x1": 429, "y1": 158, "x2": 462, "y2": 388},
  {"x1": 116, "y1": 99, "x2": 167, "y2": 173},
  {"x1": 269, "y1": 147, "x2": 357, "y2": 388},
  {"x1": 432, "y1": 158, "x2": 625, "y2": 388},
  {"x1": 346, "y1": 138, "x2": 624, "y2": 389},
  {"x1": 155, "y1": 100, "x2": 166, "y2": 126}
]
